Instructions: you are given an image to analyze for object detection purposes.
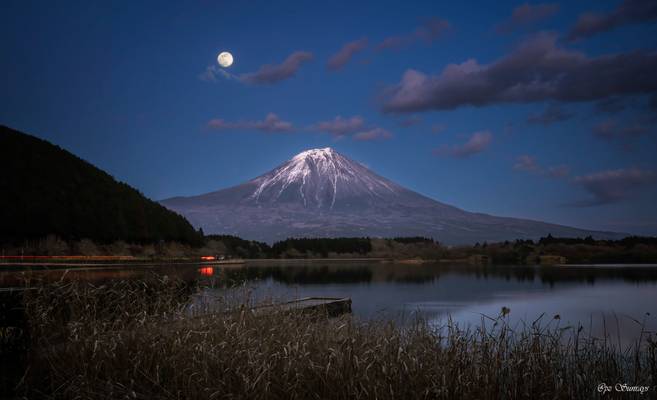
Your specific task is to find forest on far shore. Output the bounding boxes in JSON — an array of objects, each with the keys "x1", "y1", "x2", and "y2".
[{"x1": 2, "y1": 234, "x2": 657, "y2": 265}]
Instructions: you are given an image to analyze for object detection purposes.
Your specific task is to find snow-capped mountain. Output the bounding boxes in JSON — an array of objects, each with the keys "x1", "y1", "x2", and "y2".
[
  {"x1": 249, "y1": 148, "x2": 402, "y2": 210},
  {"x1": 161, "y1": 148, "x2": 622, "y2": 244}
]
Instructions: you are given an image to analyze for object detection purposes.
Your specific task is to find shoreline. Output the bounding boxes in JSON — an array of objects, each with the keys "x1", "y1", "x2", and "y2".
[
  {"x1": 3, "y1": 258, "x2": 657, "y2": 271},
  {"x1": 0, "y1": 257, "x2": 390, "y2": 270}
]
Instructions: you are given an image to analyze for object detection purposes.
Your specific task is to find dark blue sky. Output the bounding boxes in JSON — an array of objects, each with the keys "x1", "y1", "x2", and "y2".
[{"x1": 2, "y1": 0, "x2": 657, "y2": 234}]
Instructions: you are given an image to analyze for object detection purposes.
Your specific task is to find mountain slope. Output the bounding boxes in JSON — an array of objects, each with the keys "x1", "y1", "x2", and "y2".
[
  {"x1": 161, "y1": 147, "x2": 623, "y2": 244},
  {"x1": 0, "y1": 125, "x2": 202, "y2": 245}
]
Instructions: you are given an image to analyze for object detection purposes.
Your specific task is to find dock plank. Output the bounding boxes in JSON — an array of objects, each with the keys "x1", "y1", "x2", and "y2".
[{"x1": 252, "y1": 297, "x2": 352, "y2": 317}]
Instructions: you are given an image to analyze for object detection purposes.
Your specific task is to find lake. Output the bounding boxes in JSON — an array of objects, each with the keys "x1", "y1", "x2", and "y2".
[{"x1": 3, "y1": 261, "x2": 657, "y2": 347}]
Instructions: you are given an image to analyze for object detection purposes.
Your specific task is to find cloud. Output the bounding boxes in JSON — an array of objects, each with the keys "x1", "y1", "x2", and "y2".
[
  {"x1": 311, "y1": 116, "x2": 392, "y2": 142},
  {"x1": 527, "y1": 104, "x2": 574, "y2": 125},
  {"x1": 199, "y1": 65, "x2": 219, "y2": 82},
  {"x1": 513, "y1": 155, "x2": 540, "y2": 171},
  {"x1": 592, "y1": 120, "x2": 616, "y2": 138},
  {"x1": 571, "y1": 168, "x2": 656, "y2": 206},
  {"x1": 207, "y1": 113, "x2": 294, "y2": 133},
  {"x1": 327, "y1": 38, "x2": 368, "y2": 71},
  {"x1": 592, "y1": 119, "x2": 651, "y2": 140},
  {"x1": 239, "y1": 51, "x2": 313, "y2": 85},
  {"x1": 399, "y1": 116, "x2": 422, "y2": 127},
  {"x1": 376, "y1": 17, "x2": 450, "y2": 51},
  {"x1": 547, "y1": 165, "x2": 571, "y2": 178},
  {"x1": 381, "y1": 33, "x2": 657, "y2": 113},
  {"x1": 567, "y1": 0, "x2": 657, "y2": 41},
  {"x1": 353, "y1": 128, "x2": 393, "y2": 141},
  {"x1": 206, "y1": 113, "x2": 393, "y2": 142},
  {"x1": 513, "y1": 154, "x2": 570, "y2": 178},
  {"x1": 431, "y1": 123, "x2": 447, "y2": 134},
  {"x1": 311, "y1": 116, "x2": 366, "y2": 137},
  {"x1": 503, "y1": 122, "x2": 516, "y2": 135},
  {"x1": 496, "y1": 3, "x2": 560, "y2": 33},
  {"x1": 199, "y1": 65, "x2": 240, "y2": 82},
  {"x1": 594, "y1": 97, "x2": 626, "y2": 114},
  {"x1": 415, "y1": 17, "x2": 452, "y2": 42},
  {"x1": 434, "y1": 131, "x2": 492, "y2": 158}
]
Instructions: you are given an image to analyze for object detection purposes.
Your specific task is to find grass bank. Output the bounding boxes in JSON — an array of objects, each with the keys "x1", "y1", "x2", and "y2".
[{"x1": 3, "y1": 276, "x2": 656, "y2": 399}]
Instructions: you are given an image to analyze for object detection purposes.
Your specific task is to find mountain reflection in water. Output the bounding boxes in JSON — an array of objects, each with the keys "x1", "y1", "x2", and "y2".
[
  {"x1": 3, "y1": 262, "x2": 656, "y2": 346},
  {"x1": 199, "y1": 262, "x2": 657, "y2": 347}
]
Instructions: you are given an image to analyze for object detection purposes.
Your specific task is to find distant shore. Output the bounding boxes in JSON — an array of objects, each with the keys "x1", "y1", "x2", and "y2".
[
  {"x1": 0, "y1": 257, "x2": 393, "y2": 269},
  {"x1": 4, "y1": 258, "x2": 657, "y2": 270},
  {"x1": 4, "y1": 235, "x2": 657, "y2": 267}
]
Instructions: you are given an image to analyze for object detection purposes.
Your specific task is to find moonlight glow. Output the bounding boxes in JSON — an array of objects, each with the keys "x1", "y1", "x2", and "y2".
[{"x1": 217, "y1": 51, "x2": 233, "y2": 68}]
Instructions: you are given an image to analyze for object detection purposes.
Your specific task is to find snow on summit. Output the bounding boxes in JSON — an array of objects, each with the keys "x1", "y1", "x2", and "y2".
[
  {"x1": 160, "y1": 148, "x2": 621, "y2": 244},
  {"x1": 250, "y1": 147, "x2": 399, "y2": 208}
]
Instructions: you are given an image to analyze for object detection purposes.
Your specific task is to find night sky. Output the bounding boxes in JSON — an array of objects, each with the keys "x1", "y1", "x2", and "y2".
[{"x1": 2, "y1": 0, "x2": 657, "y2": 235}]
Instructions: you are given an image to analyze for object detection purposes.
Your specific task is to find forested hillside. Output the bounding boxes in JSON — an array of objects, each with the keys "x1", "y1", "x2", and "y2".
[{"x1": 0, "y1": 125, "x2": 202, "y2": 245}]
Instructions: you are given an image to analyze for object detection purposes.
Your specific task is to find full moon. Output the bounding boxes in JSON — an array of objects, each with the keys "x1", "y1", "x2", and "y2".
[{"x1": 217, "y1": 51, "x2": 233, "y2": 68}]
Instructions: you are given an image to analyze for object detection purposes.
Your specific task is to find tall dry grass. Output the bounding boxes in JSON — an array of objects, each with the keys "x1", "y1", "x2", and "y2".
[{"x1": 8, "y1": 276, "x2": 657, "y2": 399}]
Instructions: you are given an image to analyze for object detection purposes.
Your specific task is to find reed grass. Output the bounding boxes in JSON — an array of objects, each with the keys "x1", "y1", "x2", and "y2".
[{"x1": 8, "y1": 276, "x2": 657, "y2": 399}]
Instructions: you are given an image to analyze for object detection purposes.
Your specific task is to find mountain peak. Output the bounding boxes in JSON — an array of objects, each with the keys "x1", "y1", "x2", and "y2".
[
  {"x1": 292, "y1": 147, "x2": 336, "y2": 160},
  {"x1": 248, "y1": 146, "x2": 400, "y2": 209},
  {"x1": 299, "y1": 147, "x2": 335, "y2": 154},
  {"x1": 288, "y1": 147, "x2": 341, "y2": 176},
  {"x1": 161, "y1": 147, "x2": 624, "y2": 244}
]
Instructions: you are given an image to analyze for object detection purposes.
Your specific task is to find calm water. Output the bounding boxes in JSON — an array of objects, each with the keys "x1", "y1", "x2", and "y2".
[{"x1": 3, "y1": 261, "x2": 657, "y2": 346}]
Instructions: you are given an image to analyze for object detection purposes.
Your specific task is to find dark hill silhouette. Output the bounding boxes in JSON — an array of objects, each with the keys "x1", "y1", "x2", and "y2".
[{"x1": 0, "y1": 125, "x2": 202, "y2": 245}]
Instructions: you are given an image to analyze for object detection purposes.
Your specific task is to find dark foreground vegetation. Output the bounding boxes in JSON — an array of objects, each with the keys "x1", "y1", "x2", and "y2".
[
  {"x1": 0, "y1": 125, "x2": 203, "y2": 246},
  {"x1": 1, "y1": 276, "x2": 655, "y2": 399}
]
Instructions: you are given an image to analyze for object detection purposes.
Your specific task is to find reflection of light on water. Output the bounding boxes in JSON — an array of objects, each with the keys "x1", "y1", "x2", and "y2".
[
  {"x1": 7, "y1": 262, "x2": 655, "y2": 348},
  {"x1": 205, "y1": 266, "x2": 657, "y2": 348},
  {"x1": 426, "y1": 284, "x2": 657, "y2": 348}
]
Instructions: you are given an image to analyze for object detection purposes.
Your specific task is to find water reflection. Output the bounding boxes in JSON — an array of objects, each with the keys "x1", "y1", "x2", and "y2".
[
  {"x1": 3, "y1": 261, "x2": 657, "y2": 346},
  {"x1": 204, "y1": 262, "x2": 657, "y2": 346},
  {"x1": 204, "y1": 262, "x2": 657, "y2": 287}
]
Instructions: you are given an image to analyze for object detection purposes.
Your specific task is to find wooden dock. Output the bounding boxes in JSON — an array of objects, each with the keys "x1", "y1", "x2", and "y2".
[
  {"x1": 1, "y1": 288, "x2": 353, "y2": 326},
  {"x1": 251, "y1": 297, "x2": 352, "y2": 318}
]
